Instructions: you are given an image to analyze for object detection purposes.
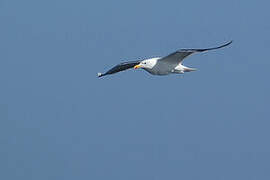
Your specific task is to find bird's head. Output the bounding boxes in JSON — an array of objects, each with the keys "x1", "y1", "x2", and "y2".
[{"x1": 134, "y1": 58, "x2": 159, "y2": 70}]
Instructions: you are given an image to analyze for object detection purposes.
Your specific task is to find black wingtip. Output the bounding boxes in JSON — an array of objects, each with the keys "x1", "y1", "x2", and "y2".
[
  {"x1": 198, "y1": 40, "x2": 233, "y2": 52},
  {"x1": 216, "y1": 40, "x2": 233, "y2": 49},
  {"x1": 224, "y1": 40, "x2": 233, "y2": 46},
  {"x1": 97, "y1": 73, "x2": 104, "y2": 78}
]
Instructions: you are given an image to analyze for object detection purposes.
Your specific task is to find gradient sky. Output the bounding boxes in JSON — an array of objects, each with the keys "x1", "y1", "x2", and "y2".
[{"x1": 1, "y1": 0, "x2": 270, "y2": 179}]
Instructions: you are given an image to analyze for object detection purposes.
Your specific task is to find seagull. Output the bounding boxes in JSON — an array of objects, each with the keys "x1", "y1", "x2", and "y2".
[{"x1": 98, "y1": 41, "x2": 232, "y2": 78}]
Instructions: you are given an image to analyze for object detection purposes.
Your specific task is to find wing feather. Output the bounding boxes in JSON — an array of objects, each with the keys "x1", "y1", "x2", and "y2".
[
  {"x1": 98, "y1": 60, "x2": 141, "y2": 77},
  {"x1": 159, "y1": 41, "x2": 232, "y2": 65}
]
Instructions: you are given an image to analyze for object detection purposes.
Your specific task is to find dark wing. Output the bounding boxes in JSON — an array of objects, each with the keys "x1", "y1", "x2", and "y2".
[
  {"x1": 159, "y1": 41, "x2": 232, "y2": 65},
  {"x1": 98, "y1": 60, "x2": 141, "y2": 77}
]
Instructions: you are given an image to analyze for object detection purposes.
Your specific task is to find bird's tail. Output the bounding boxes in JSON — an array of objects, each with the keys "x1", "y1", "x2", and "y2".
[{"x1": 183, "y1": 66, "x2": 197, "y2": 72}]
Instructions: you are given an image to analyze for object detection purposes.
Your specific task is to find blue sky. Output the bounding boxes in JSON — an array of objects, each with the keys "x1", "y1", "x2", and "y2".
[{"x1": 1, "y1": 0, "x2": 270, "y2": 179}]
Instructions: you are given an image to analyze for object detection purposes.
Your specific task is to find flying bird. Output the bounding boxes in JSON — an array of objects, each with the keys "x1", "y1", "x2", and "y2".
[{"x1": 98, "y1": 41, "x2": 232, "y2": 78}]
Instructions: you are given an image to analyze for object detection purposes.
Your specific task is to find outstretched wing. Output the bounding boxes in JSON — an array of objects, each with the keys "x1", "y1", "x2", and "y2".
[
  {"x1": 159, "y1": 41, "x2": 232, "y2": 65},
  {"x1": 98, "y1": 60, "x2": 141, "y2": 77}
]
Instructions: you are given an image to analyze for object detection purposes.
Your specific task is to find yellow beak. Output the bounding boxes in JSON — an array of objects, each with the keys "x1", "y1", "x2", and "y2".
[{"x1": 134, "y1": 64, "x2": 142, "y2": 69}]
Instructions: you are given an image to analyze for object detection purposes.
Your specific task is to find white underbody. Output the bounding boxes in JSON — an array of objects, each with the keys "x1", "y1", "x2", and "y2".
[{"x1": 142, "y1": 57, "x2": 196, "y2": 75}]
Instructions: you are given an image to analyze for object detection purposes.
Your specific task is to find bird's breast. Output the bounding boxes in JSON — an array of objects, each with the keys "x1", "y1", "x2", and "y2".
[{"x1": 143, "y1": 67, "x2": 170, "y2": 75}]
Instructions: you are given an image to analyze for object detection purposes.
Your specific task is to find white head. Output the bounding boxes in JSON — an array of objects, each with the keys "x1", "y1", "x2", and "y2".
[{"x1": 134, "y1": 57, "x2": 159, "y2": 70}]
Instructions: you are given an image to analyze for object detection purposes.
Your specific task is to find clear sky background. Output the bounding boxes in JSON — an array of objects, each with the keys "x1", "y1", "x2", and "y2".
[{"x1": 1, "y1": 0, "x2": 270, "y2": 179}]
